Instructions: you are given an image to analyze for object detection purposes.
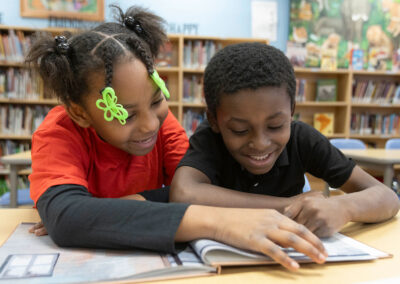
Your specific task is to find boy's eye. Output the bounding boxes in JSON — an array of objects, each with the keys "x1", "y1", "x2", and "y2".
[
  {"x1": 268, "y1": 125, "x2": 283, "y2": 130},
  {"x1": 231, "y1": 129, "x2": 248, "y2": 135}
]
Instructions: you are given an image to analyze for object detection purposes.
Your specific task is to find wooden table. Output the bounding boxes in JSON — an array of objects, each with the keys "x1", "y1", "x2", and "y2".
[
  {"x1": 1, "y1": 209, "x2": 399, "y2": 283},
  {"x1": 342, "y1": 149, "x2": 400, "y2": 188},
  {"x1": 0, "y1": 151, "x2": 32, "y2": 208}
]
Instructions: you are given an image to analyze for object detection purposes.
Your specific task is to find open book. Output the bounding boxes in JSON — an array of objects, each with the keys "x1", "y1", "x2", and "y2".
[{"x1": 0, "y1": 223, "x2": 390, "y2": 283}]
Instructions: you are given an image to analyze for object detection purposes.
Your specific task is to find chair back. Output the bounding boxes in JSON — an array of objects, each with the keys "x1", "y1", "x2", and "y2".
[
  {"x1": 303, "y1": 175, "x2": 311, "y2": 192},
  {"x1": 385, "y1": 138, "x2": 400, "y2": 149},
  {"x1": 330, "y1": 138, "x2": 366, "y2": 149}
]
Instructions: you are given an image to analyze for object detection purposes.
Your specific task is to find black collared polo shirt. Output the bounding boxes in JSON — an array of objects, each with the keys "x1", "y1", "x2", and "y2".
[{"x1": 178, "y1": 120, "x2": 355, "y2": 197}]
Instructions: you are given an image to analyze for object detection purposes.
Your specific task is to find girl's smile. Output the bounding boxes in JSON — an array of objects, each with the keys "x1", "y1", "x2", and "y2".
[
  {"x1": 129, "y1": 133, "x2": 158, "y2": 151},
  {"x1": 83, "y1": 58, "x2": 169, "y2": 156}
]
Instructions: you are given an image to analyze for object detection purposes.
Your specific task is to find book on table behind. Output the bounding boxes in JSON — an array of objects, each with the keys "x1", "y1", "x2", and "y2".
[{"x1": 0, "y1": 223, "x2": 391, "y2": 283}]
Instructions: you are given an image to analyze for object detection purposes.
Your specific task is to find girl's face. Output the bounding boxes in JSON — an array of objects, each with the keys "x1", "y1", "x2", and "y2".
[
  {"x1": 84, "y1": 58, "x2": 169, "y2": 156},
  {"x1": 211, "y1": 86, "x2": 292, "y2": 175}
]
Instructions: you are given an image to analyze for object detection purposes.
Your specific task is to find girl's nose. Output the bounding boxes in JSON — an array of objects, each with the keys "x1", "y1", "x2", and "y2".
[{"x1": 137, "y1": 111, "x2": 159, "y2": 133}]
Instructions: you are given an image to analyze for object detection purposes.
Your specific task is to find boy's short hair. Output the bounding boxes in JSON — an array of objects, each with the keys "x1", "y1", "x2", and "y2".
[{"x1": 204, "y1": 42, "x2": 296, "y2": 117}]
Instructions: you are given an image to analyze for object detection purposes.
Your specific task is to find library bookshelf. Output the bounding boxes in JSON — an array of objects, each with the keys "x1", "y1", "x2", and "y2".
[
  {"x1": 157, "y1": 35, "x2": 269, "y2": 136},
  {"x1": 0, "y1": 25, "x2": 67, "y2": 191}
]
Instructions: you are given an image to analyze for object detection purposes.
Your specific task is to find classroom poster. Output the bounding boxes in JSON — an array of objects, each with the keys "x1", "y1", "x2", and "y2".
[
  {"x1": 251, "y1": 1, "x2": 278, "y2": 41},
  {"x1": 287, "y1": 0, "x2": 400, "y2": 71}
]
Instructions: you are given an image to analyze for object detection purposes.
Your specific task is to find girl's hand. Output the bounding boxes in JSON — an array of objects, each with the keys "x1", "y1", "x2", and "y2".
[
  {"x1": 28, "y1": 221, "x2": 48, "y2": 236},
  {"x1": 214, "y1": 208, "x2": 328, "y2": 270},
  {"x1": 284, "y1": 194, "x2": 350, "y2": 237}
]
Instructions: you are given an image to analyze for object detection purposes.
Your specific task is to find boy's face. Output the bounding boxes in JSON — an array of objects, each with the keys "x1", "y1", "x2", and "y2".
[
  {"x1": 82, "y1": 58, "x2": 169, "y2": 156},
  {"x1": 211, "y1": 86, "x2": 292, "y2": 175}
]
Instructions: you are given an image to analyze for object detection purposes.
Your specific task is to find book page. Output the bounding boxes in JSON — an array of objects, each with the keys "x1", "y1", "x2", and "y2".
[
  {"x1": 0, "y1": 223, "x2": 215, "y2": 283},
  {"x1": 191, "y1": 233, "x2": 389, "y2": 267}
]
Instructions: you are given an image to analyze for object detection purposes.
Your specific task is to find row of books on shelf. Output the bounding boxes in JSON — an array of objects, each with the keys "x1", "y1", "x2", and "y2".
[
  {"x1": 183, "y1": 40, "x2": 222, "y2": 69},
  {"x1": 350, "y1": 113, "x2": 400, "y2": 135},
  {"x1": 295, "y1": 78, "x2": 306, "y2": 102},
  {"x1": 183, "y1": 75, "x2": 204, "y2": 103},
  {"x1": 0, "y1": 30, "x2": 33, "y2": 62},
  {"x1": 182, "y1": 109, "x2": 206, "y2": 137},
  {"x1": 352, "y1": 80, "x2": 400, "y2": 104},
  {"x1": 0, "y1": 68, "x2": 41, "y2": 100},
  {"x1": 0, "y1": 105, "x2": 51, "y2": 136}
]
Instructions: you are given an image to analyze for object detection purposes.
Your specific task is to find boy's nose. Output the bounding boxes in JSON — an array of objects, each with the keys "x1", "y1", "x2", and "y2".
[{"x1": 249, "y1": 133, "x2": 271, "y2": 150}]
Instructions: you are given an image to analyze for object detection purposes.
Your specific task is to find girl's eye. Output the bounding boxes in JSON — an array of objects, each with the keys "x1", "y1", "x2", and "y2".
[
  {"x1": 126, "y1": 113, "x2": 136, "y2": 121},
  {"x1": 152, "y1": 98, "x2": 163, "y2": 106}
]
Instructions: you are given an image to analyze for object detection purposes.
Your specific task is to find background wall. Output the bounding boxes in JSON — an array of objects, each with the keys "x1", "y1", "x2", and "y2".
[{"x1": 0, "y1": 0, "x2": 289, "y2": 50}]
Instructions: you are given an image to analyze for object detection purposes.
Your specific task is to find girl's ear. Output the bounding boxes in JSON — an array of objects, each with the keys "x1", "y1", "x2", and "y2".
[
  {"x1": 206, "y1": 109, "x2": 220, "y2": 133},
  {"x1": 65, "y1": 103, "x2": 92, "y2": 128}
]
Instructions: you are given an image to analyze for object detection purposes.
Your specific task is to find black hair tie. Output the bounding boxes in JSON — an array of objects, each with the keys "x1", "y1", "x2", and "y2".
[
  {"x1": 124, "y1": 16, "x2": 145, "y2": 36},
  {"x1": 54, "y1": 35, "x2": 70, "y2": 55}
]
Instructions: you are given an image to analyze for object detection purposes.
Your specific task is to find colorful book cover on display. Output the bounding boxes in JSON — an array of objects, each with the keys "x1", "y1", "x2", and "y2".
[
  {"x1": 314, "y1": 112, "x2": 335, "y2": 135},
  {"x1": 316, "y1": 79, "x2": 337, "y2": 101}
]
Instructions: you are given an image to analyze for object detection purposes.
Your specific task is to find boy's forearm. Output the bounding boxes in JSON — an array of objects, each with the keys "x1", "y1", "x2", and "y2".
[{"x1": 337, "y1": 185, "x2": 400, "y2": 223}]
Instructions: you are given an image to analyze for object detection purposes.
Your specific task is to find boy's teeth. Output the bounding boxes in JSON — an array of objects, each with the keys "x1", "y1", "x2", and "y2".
[{"x1": 250, "y1": 153, "x2": 269, "y2": 160}]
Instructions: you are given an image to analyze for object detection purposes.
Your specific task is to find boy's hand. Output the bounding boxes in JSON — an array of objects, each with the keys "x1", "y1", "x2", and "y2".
[
  {"x1": 215, "y1": 208, "x2": 328, "y2": 271},
  {"x1": 119, "y1": 194, "x2": 146, "y2": 201},
  {"x1": 284, "y1": 194, "x2": 350, "y2": 237},
  {"x1": 28, "y1": 221, "x2": 48, "y2": 236}
]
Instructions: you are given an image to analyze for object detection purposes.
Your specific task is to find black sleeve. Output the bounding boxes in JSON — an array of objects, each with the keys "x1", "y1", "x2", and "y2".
[
  {"x1": 138, "y1": 186, "x2": 170, "y2": 203},
  {"x1": 295, "y1": 122, "x2": 356, "y2": 188},
  {"x1": 177, "y1": 120, "x2": 224, "y2": 185},
  {"x1": 36, "y1": 184, "x2": 189, "y2": 253}
]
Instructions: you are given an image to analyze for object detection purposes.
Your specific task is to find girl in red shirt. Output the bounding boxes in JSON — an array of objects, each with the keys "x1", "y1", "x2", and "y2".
[{"x1": 26, "y1": 5, "x2": 326, "y2": 270}]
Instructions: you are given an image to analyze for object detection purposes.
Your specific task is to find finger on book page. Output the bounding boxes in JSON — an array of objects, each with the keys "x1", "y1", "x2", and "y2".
[
  {"x1": 278, "y1": 221, "x2": 328, "y2": 257},
  {"x1": 35, "y1": 227, "x2": 48, "y2": 236},
  {"x1": 268, "y1": 229, "x2": 327, "y2": 265},
  {"x1": 256, "y1": 238, "x2": 300, "y2": 271},
  {"x1": 28, "y1": 221, "x2": 43, "y2": 233}
]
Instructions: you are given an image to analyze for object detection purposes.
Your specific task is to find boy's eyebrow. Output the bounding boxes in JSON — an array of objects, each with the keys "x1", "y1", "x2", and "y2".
[
  {"x1": 122, "y1": 87, "x2": 161, "y2": 109},
  {"x1": 229, "y1": 112, "x2": 285, "y2": 122}
]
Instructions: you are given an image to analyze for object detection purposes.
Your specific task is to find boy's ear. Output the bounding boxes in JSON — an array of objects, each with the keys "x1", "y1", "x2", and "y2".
[
  {"x1": 206, "y1": 109, "x2": 220, "y2": 133},
  {"x1": 65, "y1": 103, "x2": 92, "y2": 128}
]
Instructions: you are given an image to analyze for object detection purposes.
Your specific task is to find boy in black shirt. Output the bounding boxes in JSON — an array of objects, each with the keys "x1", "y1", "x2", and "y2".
[{"x1": 170, "y1": 42, "x2": 399, "y2": 237}]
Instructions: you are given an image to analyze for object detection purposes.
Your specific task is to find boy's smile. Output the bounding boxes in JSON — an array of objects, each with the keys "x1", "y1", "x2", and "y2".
[{"x1": 211, "y1": 86, "x2": 292, "y2": 175}]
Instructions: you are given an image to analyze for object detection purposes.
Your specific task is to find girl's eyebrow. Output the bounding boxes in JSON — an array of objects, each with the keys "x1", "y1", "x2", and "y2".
[{"x1": 122, "y1": 87, "x2": 161, "y2": 109}]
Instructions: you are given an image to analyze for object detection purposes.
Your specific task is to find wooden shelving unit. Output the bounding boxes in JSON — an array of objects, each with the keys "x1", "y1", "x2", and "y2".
[
  {"x1": 2, "y1": 24, "x2": 399, "y2": 151},
  {"x1": 294, "y1": 68, "x2": 400, "y2": 148}
]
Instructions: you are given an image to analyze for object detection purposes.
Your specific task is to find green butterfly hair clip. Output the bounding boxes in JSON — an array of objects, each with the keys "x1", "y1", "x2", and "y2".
[
  {"x1": 150, "y1": 70, "x2": 170, "y2": 99},
  {"x1": 96, "y1": 87, "x2": 128, "y2": 125}
]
